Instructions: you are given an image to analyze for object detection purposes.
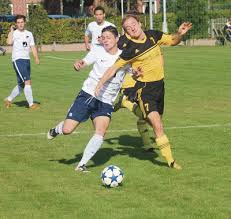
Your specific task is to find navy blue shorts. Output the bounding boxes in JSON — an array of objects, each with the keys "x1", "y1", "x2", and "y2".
[
  {"x1": 66, "y1": 90, "x2": 113, "y2": 123},
  {"x1": 13, "y1": 59, "x2": 31, "y2": 85}
]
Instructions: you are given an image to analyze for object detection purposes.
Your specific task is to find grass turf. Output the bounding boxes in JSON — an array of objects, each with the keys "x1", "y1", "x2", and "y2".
[{"x1": 0, "y1": 47, "x2": 230, "y2": 219}]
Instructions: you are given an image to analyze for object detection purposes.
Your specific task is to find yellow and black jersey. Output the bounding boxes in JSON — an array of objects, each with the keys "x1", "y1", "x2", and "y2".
[
  {"x1": 121, "y1": 73, "x2": 136, "y2": 89},
  {"x1": 115, "y1": 30, "x2": 173, "y2": 82}
]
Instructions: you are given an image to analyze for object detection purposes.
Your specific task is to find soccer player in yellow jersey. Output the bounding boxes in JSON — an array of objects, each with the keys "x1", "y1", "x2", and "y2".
[
  {"x1": 95, "y1": 14, "x2": 192, "y2": 170},
  {"x1": 114, "y1": 72, "x2": 154, "y2": 152}
]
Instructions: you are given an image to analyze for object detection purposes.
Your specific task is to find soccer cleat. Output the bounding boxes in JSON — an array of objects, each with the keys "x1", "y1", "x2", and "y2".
[
  {"x1": 29, "y1": 103, "x2": 40, "y2": 110},
  {"x1": 4, "y1": 98, "x2": 12, "y2": 108},
  {"x1": 170, "y1": 160, "x2": 182, "y2": 170},
  {"x1": 113, "y1": 94, "x2": 125, "y2": 112},
  {"x1": 75, "y1": 164, "x2": 90, "y2": 173},
  {"x1": 2, "y1": 49, "x2": 6, "y2": 56},
  {"x1": 143, "y1": 147, "x2": 154, "y2": 153},
  {"x1": 47, "y1": 128, "x2": 58, "y2": 140}
]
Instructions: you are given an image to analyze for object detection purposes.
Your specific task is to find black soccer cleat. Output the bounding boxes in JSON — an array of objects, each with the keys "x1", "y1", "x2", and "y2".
[{"x1": 47, "y1": 128, "x2": 58, "y2": 140}]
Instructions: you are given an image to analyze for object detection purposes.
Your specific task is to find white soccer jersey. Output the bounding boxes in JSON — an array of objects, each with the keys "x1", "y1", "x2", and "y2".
[
  {"x1": 12, "y1": 29, "x2": 35, "y2": 61},
  {"x1": 85, "y1": 21, "x2": 115, "y2": 47},
  {"x1": 82, "y1": 47, "x2": 129, "y2": 105}
]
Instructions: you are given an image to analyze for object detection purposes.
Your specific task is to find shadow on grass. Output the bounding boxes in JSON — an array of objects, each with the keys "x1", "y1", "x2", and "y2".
[
  {"x1": 50, "y1": 134, "x2": 168, "y2": 168},
  {"x1": 13, "y1": 100, "x2": 40, "y2": 108}
]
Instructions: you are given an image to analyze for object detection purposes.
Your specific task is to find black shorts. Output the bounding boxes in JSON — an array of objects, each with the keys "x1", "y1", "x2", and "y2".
[
  {"x1": 121, "y1": 87, "x2": 137, "y2": 102},
  {"x1": 135, "y1": 79, "x2": 165, "y2": 118}
]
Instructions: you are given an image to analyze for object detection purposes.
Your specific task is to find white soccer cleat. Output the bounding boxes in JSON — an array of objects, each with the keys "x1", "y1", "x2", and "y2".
[{"x1": 75, "y1": 164, "x2": 90, "y2": 173}]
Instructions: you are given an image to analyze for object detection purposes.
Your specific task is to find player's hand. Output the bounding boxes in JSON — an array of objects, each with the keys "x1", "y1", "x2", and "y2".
[
  {"x1": 95, "y1": 82, "x2": 103, "y2": 97},
  {"x1": 132, "y1": 66, "x2": 143, "y2": 79},
  {"x1": 35, "y1": 58, "x2": 40, "y2": 65},
  {"x1": 74, "y1": 60, "x2": 85, "y2": 71},
  {"x1": 178, "y1": 22, "x2": 192, "y2": 36},
  {"x1": 10, "y1": 25, "x2": 16, "y2": 32},
  {"x1": 97, "y1": 36, "x2": 103, "y2": 45},
  {"x1": 85, "y1": 44, "x2": 91, "y2": 51}
]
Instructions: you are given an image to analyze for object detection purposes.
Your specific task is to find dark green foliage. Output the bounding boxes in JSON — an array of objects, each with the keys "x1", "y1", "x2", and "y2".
[
  {"x1": 27, "y1": 5, "x2": 49, "y2": 47},
  {"x1": 0, "y1": 0, "x2": 11, "y2": 15},
  {"x1": 175, "y1": 0, "x2": 209, "y2": 39},
  {"x1": 0, "y1": 22, "x2": 11, "y2": 45}
]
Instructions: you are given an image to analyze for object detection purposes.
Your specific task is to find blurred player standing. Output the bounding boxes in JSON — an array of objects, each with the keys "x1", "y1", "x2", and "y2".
[
  {"x1": 84, "y1": 6, "x2": 115, "y2": 51},
  {"x1": 4, "y1": 15, "x2": 40, "y2": 109}
]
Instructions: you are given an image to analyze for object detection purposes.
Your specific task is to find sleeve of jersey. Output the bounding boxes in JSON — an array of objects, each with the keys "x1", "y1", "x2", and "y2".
[
  {"x1": 157, "y1": 33, "x2": 174, "y2": 46},
  {"x1": 113, "y1": 56, "x2": 130, "y2": 69},
  {"x1": 83, "y1": 50, "x2": 96, "y2": 65},
  {"x1": 30, "y1": 33, "x2": 35, "y2": 47}
]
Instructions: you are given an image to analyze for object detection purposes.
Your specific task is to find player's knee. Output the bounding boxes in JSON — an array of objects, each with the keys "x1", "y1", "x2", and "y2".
[
  {"x1": 62, "y1": 126, "x2": 73, "y2": 135},
  {"x1": 24, "y1": 80, "x2": 31, "y2": 85},
  {"x1": 95, "y1": 130, "x2": 105, "y2": 138}
]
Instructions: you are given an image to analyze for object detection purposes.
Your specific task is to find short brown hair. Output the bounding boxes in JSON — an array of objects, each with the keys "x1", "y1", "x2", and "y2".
[
  {"x1": 94, "y1": 6, "x2": 105, "y2": 14},
  {"x1": 102, "y1": 26, "x2": 119, "y2": 38},
  {"x1": 16, "y1": 15, "x2": 26, "y2": 22},
  {"x1": 122, "y1": 14, "x2": 140, "y2": 28}
]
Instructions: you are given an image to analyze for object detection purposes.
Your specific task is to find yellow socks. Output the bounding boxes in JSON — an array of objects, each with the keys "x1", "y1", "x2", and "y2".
[
  {"x1": 156, "y1": 134, "x2": 182, "y2": 170},
  {"x1": 137, "y1": 119, "x2": 152, "y2": 151},
  {"x1": 121, "y1": 96, "x2": 135, "y2": 112},
  {"x1": 132, "y1": 104, "x2": 143, "y2": 118}
]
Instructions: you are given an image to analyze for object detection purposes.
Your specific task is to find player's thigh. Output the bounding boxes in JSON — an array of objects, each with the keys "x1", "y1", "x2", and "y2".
[
  {"x1": 63, "y1": 119, "x2": 80, "y2": 134},
  {"x1": 93, "y1": 116, "x2": 110, "y2": 136}
]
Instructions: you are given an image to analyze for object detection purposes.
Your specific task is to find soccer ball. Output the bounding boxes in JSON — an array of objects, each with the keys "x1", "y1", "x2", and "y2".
[{"x1": 101, "y1": 165, "x2": 124, "y2": 188}]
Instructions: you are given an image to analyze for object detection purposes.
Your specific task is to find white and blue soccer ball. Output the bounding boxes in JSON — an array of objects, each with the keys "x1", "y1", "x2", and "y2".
[{"x1": 101, "y1": 165, "x2": 124, "y2": 188}]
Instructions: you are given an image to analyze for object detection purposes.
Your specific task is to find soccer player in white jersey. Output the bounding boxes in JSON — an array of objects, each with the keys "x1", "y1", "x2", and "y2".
[
  {"x1": 84, "y1": 6, "x2": 115, "y2": 51},
  {"x1": 47, "y1": 26, "x2": 129, "y2": 172},
  {"x1": 4, "y1": 15, "x2": 40, "y2": 109}
]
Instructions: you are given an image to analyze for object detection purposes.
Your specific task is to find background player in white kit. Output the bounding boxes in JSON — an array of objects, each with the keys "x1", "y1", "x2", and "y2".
[
  {"x1": 4, "y1": 15, "x2": 40, "y2": 109},
  {"x1": 47, "y1": 26, "x2": 129, "y2": 172},
  {"x1": 84, "y1": 6, "x2": 115, "y2": 51}
]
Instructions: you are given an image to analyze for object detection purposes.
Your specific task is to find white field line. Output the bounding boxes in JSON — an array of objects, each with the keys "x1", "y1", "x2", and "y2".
[
  {"x1": 1, "y1": 123, "x2": 231, "y2": 138},
  {"x1": 44, "y1": 56, "x2": 74, "y2": 61}
]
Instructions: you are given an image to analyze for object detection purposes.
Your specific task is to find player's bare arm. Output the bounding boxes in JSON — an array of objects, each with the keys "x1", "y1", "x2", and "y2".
[
  {"x1": 84, "y1": 35, "x2": 91, "y2": 51},
  {"x1": 171, "y1": 22, "x2": 192, "y2": 45},
  {"x1": 6, "y1": 25, "x2": 15, "y2": 45},
  {"x1": 95, "y1": 65, "x2": 119, "y2": 96},
  {"x1": 74, "y1": 60, "x2": 86, "y2": 71},
  {"x1": 31, "y1": 46, "x2": 40, "y2": 65}
]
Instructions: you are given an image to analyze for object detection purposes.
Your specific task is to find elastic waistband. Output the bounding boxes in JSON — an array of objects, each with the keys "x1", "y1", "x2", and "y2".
[{"x1": 136, "y1": 79, "x2": 164, "y2": 86}]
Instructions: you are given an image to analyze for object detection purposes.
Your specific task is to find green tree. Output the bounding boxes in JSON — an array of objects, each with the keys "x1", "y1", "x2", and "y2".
[
  {"x1": 28, "y1": 5, "x2": 50, "y2": 49},
  {"x1": 0, "y1": 0, "x2": 11, "y2": 15},
  {"x1": 176, "y1": 0, "x2": 209, "y2": 39}
]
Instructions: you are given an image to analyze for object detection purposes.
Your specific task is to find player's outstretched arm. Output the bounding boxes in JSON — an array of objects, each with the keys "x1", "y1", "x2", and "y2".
[
  {"x1": 171, "y1": 22, "x2": 192, "y2": 45},
  {"x1": 95, "y1": 65, "x2": 119, "y2": 96},
  {"x1": 84, "y1": 35, "x2": 91, "y2": 51},
  {"x1": 6, "y1": 25, "x2": 14, "y2": 45},
  {"x1": 31, "y1": 46, "x2": 40, "y2": 65},
  {"x1": 74, "y1": 60, "x2": 86, "y2": 71}
]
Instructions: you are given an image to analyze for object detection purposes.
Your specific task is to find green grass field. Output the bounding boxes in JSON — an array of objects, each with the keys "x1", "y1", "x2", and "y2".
[{"x1": 0, "y1": 47, "x2": 230, "y2": 219}]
